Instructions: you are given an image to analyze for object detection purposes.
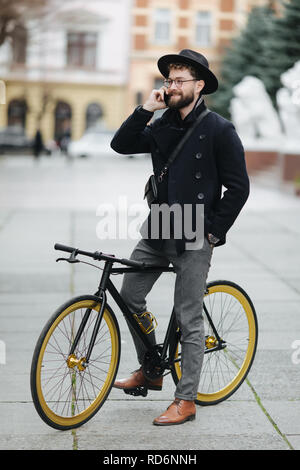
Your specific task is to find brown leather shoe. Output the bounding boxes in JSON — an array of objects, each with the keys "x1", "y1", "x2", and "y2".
[
  {"x1": 113, "y1": 367, "x2": 163, "y2": 391},
  {"x1": 153, "y1": 399, "x2": 196, "y2": 426}
]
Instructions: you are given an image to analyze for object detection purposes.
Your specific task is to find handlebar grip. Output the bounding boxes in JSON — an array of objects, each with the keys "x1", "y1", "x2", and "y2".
[
  {"x1": 54, "y1": 243, "x2": 76, "y2": 254},
  {"x1": 121, "y1": 258, "x2": 146, "y2": 268}
]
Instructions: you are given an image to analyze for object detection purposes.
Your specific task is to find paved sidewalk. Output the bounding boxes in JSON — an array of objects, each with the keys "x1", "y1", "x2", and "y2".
[{"x1": 0, "y1": 153, "x2": 299, "y2": 451}]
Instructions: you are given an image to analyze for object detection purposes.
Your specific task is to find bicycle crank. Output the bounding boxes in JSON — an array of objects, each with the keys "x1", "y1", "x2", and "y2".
[
  {"x1": 123, "y1": 386, "x2": 148, "y2": 397},
  {"x1": 66, "y1": 354, "x2": 87, "y2": 371},
  {"x1": 142, "y1": 346, "x2": 165, "y2": 381},
  {"x1": 205, "y1": 335, "x2": 218, "y2": 349},
  {"x1": 205, "y1": 335, "x2": 227, "y2": 352}
]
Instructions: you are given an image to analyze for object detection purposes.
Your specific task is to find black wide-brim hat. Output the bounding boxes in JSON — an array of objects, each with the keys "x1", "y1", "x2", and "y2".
[{"x1": 157, "y1": 49, "x2": 218, "y2": 95}]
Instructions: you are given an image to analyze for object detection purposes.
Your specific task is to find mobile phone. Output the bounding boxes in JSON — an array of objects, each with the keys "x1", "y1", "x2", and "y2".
[{"x1": 164, "y1": 92, "x2": 170, "y2": 106}]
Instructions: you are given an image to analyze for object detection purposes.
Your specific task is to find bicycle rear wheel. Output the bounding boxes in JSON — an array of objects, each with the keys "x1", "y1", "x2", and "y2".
[
  {"x1": 171, "y1": 280, "x2": 258, "y2": 405},
  {"x1": 30, "y1": 295, "x2": 120, "y2": 430}
]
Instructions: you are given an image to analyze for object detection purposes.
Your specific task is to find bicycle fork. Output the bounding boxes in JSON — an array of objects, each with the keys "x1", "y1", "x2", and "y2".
[
  {"x1": 67, "y1": 261, "x2": 113, "y2": 371},
  {"x1": 66, "y1": 259, "x2": 162, "y2": 372}
]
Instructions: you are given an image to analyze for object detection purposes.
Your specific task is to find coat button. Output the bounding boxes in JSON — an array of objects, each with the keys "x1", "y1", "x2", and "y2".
[
  {"x1": 195, "y1": 152, "x2": 202, "y2": 159},
  {"x1": 199, "y1": 134, "x2": 206, "y2": 140},
  {"x1": 197, "y1": 193, "x2": 204, "y2": 200},
  {"x1": 195, "y1": 172, "x2": 202, "y2": 179}
]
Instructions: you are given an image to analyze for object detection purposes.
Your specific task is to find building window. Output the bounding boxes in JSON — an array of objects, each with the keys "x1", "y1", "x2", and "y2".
[
  {"x1": 153, "y1": 8, "x2": 171, "y2": 44},
  {"x1": 86, "y1": 102, "x2": 103, "y2": 129},
  {"x1": 67, "y1": 32, "x2": 97, "y2": 68},
  {"x1": 135, "y1": 91, "x2": 143, "y2": 106},
  {"x1": 195, "y1": 11, "x2": 212, "y2": 47},
  {"x1": 154, "y1": 78, "x2": 164, "y2": 89},
  {"x1": 12, "y1": 25, "x2": 27, "y2": 64},
  {"x1": 7, "y1": 99, "x2": 27, "y2": 128},
  {"x1": 54, "y1": 101, "x2": 72, "y2": 141},
  {"x1": 153, "y1": 78, "x2": 166, "y2": 118}
]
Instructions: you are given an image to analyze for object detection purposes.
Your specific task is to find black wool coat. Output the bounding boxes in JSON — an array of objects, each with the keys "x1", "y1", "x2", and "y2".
[{"x1": 110, "y1": 99, "x2": 250, "y2": 255}]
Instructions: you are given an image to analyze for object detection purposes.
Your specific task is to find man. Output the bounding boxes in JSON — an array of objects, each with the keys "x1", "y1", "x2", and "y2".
[{"x1": 110, "y1": 49, "x2": 249, "y2": 426}]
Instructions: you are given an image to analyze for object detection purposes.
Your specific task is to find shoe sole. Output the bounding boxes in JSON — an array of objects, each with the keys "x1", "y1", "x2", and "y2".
[
  {"x1": 147, "y1": 384, "x2": 162, "y2": 391},
  {"x1": 113, "y1": 383, "x2": 162, "y2": 391},
  {"x1": 153, "y1": 414, "x2": 196, "y2": 426}
]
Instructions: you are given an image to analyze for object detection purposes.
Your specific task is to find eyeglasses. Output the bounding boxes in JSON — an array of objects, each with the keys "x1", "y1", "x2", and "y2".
[{"x1": 163, "y1": 78, "x2": 199, "y2": 88}]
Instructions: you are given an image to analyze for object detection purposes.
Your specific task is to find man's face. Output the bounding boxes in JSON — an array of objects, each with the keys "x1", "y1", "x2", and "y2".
[{"x1": 166, "y1": 67, "x2": 203, "y2": 110}]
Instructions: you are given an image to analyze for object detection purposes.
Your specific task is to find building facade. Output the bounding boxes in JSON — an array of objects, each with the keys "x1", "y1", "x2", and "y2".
[
  {"x1": 0, "y1": 0, "x2": 132, "y2": 142},
  {"x1": 126, "y1": 0, "x2": 277, "y2": 118},
  {"x1": 0, "y1": 0, "x2": 282, "y2": 140}
]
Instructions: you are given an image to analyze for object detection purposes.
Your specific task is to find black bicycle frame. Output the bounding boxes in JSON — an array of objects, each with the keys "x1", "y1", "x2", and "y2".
[
  {"x1": 68, "y1": 261, "x2": 178, "y2": 366},
  {"x1": 68, "y1": 259, "x2": 223, "y2": 368}
]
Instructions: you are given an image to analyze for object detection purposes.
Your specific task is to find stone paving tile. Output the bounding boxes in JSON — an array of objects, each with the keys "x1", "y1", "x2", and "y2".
[
  {"x1": 0, "y1": 155, "x2": 299, "y2": 451},
  {"x1": 75, "y1": 400, "x2": 289, "y2": 451}
]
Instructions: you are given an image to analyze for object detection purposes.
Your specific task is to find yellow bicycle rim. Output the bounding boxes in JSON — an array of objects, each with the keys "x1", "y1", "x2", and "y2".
[
  {"x1": 35, "y1": 300, "x2": 119, "y2": 427},
  {"x1": 174, "y1": 283, "x2": 257, "y2": 403}
]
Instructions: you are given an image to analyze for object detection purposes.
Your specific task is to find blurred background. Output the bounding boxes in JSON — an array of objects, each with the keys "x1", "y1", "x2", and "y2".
[
  {"x1": 0, "y1": 1, "x2": 299, "y2": 177},
  {"x1": 1, "y1": 1, "x2": 300, "y2": 450}
]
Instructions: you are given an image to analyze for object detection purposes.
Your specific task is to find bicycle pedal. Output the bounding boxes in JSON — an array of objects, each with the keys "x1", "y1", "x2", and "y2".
[{"x1": 123, "y1": 386, "x2": 148, "y2": 397}]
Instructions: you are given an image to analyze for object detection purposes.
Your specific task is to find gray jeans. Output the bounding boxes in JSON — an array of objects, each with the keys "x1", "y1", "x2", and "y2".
[{"x1": 120, "y1": 237, "x2": 213, "y2": 401}]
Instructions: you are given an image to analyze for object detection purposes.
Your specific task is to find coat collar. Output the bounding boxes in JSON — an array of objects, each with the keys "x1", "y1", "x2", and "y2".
[
  {"x1": 158, "y1": 95, "x2": 207, "y2": 129},
  {"x1": 151, "y1": 96, "x2": 207, "y2": 159},
  {"x1": 174, "y1": 95, "x2": 206, "y2": 126}
]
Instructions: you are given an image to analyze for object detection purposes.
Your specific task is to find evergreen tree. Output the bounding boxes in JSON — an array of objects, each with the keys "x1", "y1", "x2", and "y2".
[
  {"x1": 211, "y1": 6, "x2": 275, "y2": 119},
  {"x1": 259, "y1": 0, "x2": 300, "y2": 109}
]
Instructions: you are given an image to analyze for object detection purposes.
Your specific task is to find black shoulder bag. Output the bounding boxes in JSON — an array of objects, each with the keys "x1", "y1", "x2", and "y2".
[{"x1": 144, "y1": 108, "x2": 211, "y2": 207}]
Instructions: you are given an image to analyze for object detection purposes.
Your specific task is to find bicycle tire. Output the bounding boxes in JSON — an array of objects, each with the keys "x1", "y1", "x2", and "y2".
[
  {"x1": 170, "y1": 280, "x2": 258, "y2": 406},
  {"x1": 30, "y1": 295, "x2": 120, "y2": 430}
]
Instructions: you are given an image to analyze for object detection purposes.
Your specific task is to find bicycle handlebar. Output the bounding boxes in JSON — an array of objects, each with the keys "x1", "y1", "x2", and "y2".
[
  {"x1": 54, "y1": 243, "x2": 76, "y2": 254},
  {"x1": 54, "y1": 243, "x2": 146, "y2": 268},
  {"x1": 119, "y1": 258, "x2": 146, "y2": 268}
]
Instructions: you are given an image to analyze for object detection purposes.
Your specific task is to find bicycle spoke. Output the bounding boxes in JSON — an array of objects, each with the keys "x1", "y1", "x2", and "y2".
[
  {"x1": 173, "y1": 283, "x2": 257, "y2": 404},
  {"x1": 38, "y1": 305, "x2": 116, "y2": 418}
]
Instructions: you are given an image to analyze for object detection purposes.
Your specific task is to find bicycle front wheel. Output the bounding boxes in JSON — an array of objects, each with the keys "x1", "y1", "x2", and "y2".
[
  {"x1": 171, "y1": 280, "x2": 258, "y2": 405},
  {"x1": 30, "y1": 295, "x2": 120, "y2": 430}
]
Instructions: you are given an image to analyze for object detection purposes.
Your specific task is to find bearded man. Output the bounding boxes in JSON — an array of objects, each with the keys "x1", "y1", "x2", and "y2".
[{"x1": 110, "y1": 50, "x2": 249, "y2": 426}]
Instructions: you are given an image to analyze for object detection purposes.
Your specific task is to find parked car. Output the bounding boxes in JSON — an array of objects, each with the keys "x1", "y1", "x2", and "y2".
[
  {"x1": 0, "y1": 126, "x2": 54, "y2": 156},
  {"x1": 68, "y1": 128, "x2": 118, "y2": 158},
  {"x1": 0, "y1": 126, "x2": 32, "y2": 154},
  {"x1": 68, "y1": 127, "x2": 150, "y2": 159}
]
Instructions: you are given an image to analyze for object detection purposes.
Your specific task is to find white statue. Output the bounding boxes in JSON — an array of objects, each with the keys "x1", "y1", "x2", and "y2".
[
  {"x1": 230, "y1": 76, "x2": 283, "y2": 150},
  {"x1": 230, "y1": 96, "x2": 257, "y2": 139},
  {"x1": 276, "y1": 61, "x2": 300, "y2": 153}
]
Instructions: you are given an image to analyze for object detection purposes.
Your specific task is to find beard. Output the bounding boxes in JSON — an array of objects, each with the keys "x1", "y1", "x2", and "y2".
[{"x1": 167, "y1": 90, "x2": 195, "y2": 109}]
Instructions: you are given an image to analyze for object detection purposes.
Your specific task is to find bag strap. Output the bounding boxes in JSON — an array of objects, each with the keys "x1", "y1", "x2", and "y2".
[{"x1": 158, "y1": 108, "x2": 211, "y2": 182}]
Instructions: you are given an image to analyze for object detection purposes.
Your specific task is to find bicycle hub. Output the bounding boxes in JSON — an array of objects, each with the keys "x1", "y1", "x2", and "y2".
[{"x1": 66, "y1": 354, "x2": 87, "y2": 371}]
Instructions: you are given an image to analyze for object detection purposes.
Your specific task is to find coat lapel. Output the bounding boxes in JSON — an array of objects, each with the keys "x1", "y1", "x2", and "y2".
[{"x1": 151, "y1": 124, "x2": 185, "y2": 160}]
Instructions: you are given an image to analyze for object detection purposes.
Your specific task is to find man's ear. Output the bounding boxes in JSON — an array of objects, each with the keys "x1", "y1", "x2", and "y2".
[{"x1": 196, "y1": 80, "x2": 205, "y2": 94}]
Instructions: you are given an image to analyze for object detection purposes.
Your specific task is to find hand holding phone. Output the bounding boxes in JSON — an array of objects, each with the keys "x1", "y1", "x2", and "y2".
[{"x1": 143, "y1": 87, "x2": 168, "y2": 113}]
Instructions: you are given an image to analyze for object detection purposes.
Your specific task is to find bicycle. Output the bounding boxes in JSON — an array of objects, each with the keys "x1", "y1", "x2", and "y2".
[{"x1": 30, "y1": 242, "x2": 258, "y2": 431}]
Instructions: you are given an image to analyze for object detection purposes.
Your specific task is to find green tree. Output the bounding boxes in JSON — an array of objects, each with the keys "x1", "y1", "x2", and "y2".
[
  {"x1": 260, "y1": 0, "x2": 300, "y2": 109},
  {"x1": 211, "y1": 5, "x2": 276, "y2": 119}
]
